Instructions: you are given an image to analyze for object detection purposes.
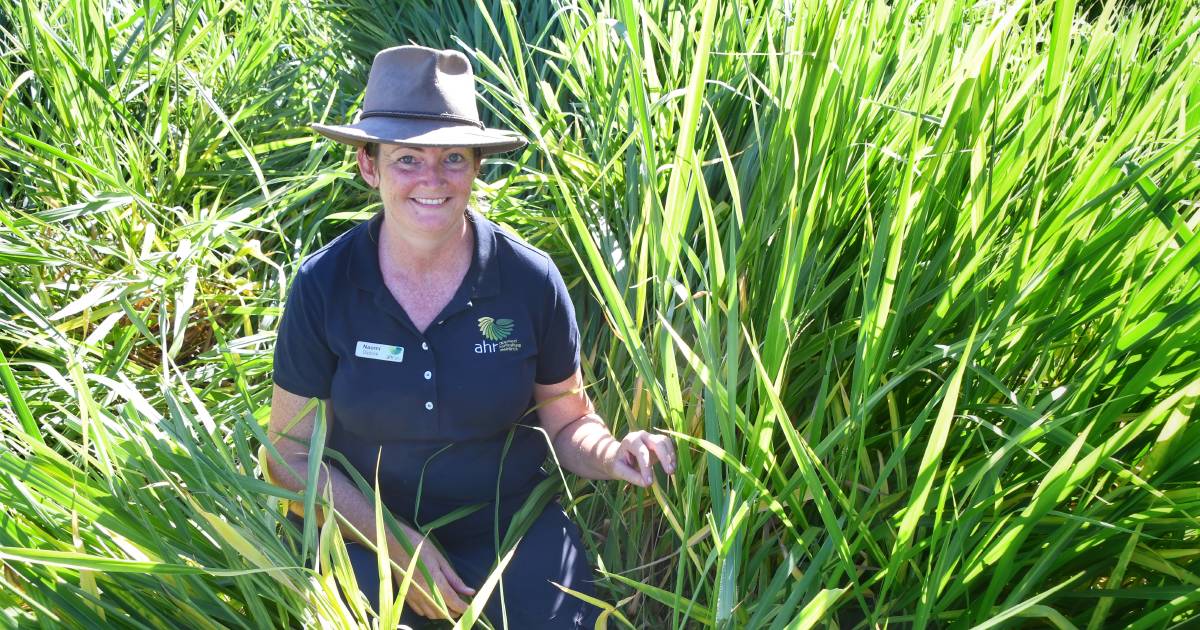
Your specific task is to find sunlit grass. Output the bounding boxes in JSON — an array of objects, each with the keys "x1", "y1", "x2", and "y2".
[{"x1": 2, "y1": 0, "x2": 1199, "y2": 627}]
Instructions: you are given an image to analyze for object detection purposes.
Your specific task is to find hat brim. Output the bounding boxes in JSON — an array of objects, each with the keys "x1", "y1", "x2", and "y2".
[{"x1": 311, "y1": 117, "x2": 527, "y2": 155}]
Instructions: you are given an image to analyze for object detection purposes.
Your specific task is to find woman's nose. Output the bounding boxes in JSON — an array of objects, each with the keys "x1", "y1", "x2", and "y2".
[{"x1": 420, "y1": 163, "x2": 447, "y2": 186}]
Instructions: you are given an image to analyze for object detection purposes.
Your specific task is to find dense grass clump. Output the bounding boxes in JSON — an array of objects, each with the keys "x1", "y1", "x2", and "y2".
[{"x1": 2, "y1": 0, "x2": 1199, "y2": 627}]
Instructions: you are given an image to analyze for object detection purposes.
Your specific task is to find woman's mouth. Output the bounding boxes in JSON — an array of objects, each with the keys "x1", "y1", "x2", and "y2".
[{"x1": 412, "y1": 197, "x2": 449, "y2": 207}]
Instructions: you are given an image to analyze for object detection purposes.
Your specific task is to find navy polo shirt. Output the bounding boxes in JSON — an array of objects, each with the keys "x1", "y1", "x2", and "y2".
[{"x1": 273, "y1": 209, "x2": 580, "y2": 532}]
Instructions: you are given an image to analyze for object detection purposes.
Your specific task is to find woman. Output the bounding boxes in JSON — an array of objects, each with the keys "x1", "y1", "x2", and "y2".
[{"x1": 265, "y1": 45, "x2": 676, "y2": 628}]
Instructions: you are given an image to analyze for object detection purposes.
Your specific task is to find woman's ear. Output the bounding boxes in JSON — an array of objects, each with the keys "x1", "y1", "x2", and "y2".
[{"x1": 356, "y1": 145, "x2": 379, "y2": 188}]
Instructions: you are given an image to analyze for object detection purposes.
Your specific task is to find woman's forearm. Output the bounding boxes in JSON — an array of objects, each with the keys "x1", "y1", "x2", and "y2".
[
  {"x1": 267, "y1": 453, "x2": 411, "y2": 554},
  {"x1": 549, "y1": 414, "x2": 621, "y2": 480}
]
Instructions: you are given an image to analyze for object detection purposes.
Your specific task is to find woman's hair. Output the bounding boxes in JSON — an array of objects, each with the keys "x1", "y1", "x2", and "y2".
[{"x1": 364, "y1": 142, "x2": 482, "y2": 162}]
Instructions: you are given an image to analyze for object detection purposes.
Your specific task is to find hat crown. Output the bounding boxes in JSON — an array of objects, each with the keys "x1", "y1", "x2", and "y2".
[
  {"x1": 310, "y1": 44, "x2": 527, "y2": 155},
  {"x1": 361, "y1": 46, "x2": 480, "y2": 123}
]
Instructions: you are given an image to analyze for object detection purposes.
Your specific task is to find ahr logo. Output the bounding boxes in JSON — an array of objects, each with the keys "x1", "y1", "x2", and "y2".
[
  {"x1": 476, "y1": 316, "x2": 522, "y2": 354},
  {"x1": 477, "y1": 316, "x2": 514, "y2": 341}
]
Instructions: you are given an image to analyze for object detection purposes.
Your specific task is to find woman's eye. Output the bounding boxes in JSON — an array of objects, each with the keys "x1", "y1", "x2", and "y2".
[
  {"x1": 398, "y1": 155, "x2": 416, "y2": 165},
  {"x1": 446, "y1": 153, "x2": 465, "y2": 164}
]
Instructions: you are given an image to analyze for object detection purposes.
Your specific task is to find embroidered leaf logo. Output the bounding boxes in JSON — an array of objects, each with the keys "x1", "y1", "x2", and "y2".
[{"x1": 477, "y1": 316, "x2": 514, "y2": 341}]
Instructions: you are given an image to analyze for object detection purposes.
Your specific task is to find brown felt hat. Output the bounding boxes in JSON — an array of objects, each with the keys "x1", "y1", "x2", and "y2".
[{"x1": 311, "y1": 45, "x2": 527, "y2": 155}]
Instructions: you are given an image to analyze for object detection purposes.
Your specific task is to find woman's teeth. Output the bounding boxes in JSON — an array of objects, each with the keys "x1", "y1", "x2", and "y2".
[{"x1": 413, "y1": 197, "x2": 448, "y2": 206}]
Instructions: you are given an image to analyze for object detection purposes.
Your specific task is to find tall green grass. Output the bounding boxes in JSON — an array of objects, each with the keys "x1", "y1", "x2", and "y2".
[{"x1": 2, "y1": 0, "x2": 1199, "y2": 628}]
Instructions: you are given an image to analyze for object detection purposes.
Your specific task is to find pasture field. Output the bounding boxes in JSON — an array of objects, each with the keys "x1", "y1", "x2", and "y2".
[{"x1": 1, "y1": 0, "x2": 1199, "y2": 627}]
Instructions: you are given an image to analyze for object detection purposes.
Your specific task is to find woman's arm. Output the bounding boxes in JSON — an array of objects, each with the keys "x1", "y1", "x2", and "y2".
[
  {"x1": 534, "y1": 370, "x2": 676, "y2": 486},
  {"x1": 265, "y1": 384, "x2": 473, "y2": 618},
  {"x1": 266, "y1": 385, "x2": 387, "y2": 533}
]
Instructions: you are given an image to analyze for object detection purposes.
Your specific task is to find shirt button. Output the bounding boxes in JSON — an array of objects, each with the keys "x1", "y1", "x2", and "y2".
[
  {"x1": 424, "y1": 371, "x2": 432, "y2": 380},
  {"x1": 421, "y1": 342, "x2": 429, "y2": 350},
  {"x1": 424, "y1": 401, "x2": 434, "y2": 411}
]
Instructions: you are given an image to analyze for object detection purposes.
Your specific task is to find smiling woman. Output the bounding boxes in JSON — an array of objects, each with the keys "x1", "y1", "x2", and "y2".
[{"x1": 263, "y1": 45, "x2": 676, "y2": 628}]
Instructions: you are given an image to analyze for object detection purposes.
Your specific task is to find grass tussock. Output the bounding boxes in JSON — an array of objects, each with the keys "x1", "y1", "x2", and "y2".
[{"x1": 2, "y1": 0, "x2": 1199, "y2": 627}]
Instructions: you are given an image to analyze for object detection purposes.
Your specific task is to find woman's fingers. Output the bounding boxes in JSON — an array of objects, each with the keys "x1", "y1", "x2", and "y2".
[
  {"x1": 631, "y1": 439, "x2": 653, "y2": 485},
  {"x1": 423, "y1": 559, "x2": 469, "y2": 617},
  {"x1": 647, "y1": 433, "x2": 676, "y2": 474},
  {"x1": 438, "y1": 555, "x2": 476, "y2": 597},
  {"x1": 412, "y1": 599, "x2": 433, "y2": 620},
  {"x1": 609, "y1": 448, "x2": 650, "y2": 486},
  {"x1": 610, "y1": 432, "x2": 677, "y2": 486},
  {"x1": 631, "y1": 431, "x2": 676, "y2": 474},
  {"x1": 398, "y1": 570, "x2": 437, "y2": 618},
  {"x1": 433, "y1": 570, "x2": 469, "y2": 614},
  {"x1": 422, "y1": 549, "x2": 470, "y2": 612},
  {"x1": 393, "y1": 535, "x2": 474, "y2": 620},
  {"x1": 409, "y1": 580, "x2": 454, "y2": 620},
  {"x1": 402, "y1": 584, "x2": 430, "y2": 619}
]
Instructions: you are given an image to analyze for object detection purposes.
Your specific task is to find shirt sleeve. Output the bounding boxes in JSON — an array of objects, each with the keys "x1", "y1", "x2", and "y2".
[
  {"x1": 535, "y1": 260, "x2": 581, "y2": 385},
  {"x1": 273, "y1": 265, "x2": 337, "y2": 398}
]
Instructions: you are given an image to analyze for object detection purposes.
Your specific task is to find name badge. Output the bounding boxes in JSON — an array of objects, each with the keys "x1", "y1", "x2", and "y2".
[{"x1": 355, "y1": 341, "x2": 404, "y2": 363}]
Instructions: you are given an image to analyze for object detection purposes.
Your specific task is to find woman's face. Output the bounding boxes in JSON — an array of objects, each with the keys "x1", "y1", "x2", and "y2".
[{"x1": 357, "y1": 144, "x2": 480, "y2": 236}]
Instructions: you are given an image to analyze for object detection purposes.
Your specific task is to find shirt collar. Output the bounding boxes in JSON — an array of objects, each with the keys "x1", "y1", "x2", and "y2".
[{"x1": 347, "y1": 208, "x2": 501, "y2": 300}]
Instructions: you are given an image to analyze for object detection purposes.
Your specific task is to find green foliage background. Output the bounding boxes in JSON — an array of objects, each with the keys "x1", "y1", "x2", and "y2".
[{"x1": 1, "y1": 0, "x2": 1199, "y2": 627}]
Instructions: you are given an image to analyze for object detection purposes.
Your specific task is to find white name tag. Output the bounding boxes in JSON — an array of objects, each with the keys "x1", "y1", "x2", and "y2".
[{"x1": 355, "y1": 341, "x2": 405, "y2": 363}]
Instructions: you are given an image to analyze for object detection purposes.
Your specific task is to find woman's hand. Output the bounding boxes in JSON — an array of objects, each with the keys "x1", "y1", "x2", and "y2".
[
  {"x1": 390, "y1": 523, "x2": 475, "y2": 619},
  {"x1": 606, "y1": 430, "x2": 677, "y2": 487}
]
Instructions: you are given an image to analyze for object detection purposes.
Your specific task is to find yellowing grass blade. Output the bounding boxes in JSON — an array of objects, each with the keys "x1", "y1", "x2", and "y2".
[
  {"x1": 785, "y1": 587, "x2": 847, "y2": 630},
  {"x1": 451, "y1": 541, "x2": 518, "y2": 630}
]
